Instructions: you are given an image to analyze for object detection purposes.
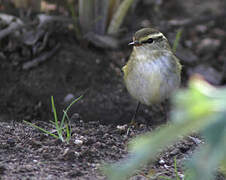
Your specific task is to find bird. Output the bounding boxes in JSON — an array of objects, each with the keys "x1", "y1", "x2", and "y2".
[{"x1": 122, "y1": 28, "x2": 182, "y2": 122}]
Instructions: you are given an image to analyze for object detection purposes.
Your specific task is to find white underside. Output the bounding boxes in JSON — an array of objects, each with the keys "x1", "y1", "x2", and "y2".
[{"x1": 125, "y1": 54, "x2": 180, "y2": 105}]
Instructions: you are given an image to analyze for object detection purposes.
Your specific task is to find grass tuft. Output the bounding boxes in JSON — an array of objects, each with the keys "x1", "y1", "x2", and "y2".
[{"x1": 24, "y1": 94, "x2": 83, "y2": 143}]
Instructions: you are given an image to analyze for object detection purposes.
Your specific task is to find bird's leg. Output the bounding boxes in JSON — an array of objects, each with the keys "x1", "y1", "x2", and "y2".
[
  {"x1": 127, "y1": 102, "x2": 141, "y2": 135},
  {"x1": 130, "y1": 102, "x2": 141, "y2": 125}
]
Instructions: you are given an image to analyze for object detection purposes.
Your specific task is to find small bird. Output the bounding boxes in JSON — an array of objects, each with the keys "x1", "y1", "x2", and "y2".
[{"x1": 122, "y1": 28, "x2": 182, "y2": 120}]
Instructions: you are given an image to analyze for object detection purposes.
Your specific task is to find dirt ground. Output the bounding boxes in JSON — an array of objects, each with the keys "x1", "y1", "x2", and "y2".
[{"x1": 0, "y1": 0, "x2": 226, "y2": 179}]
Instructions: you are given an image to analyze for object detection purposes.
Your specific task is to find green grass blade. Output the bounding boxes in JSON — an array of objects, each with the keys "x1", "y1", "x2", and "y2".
[
  {"x1": 172, "y1": 29, "x2": 182, "y2": 53},
  {"x1": 65, "y1": 124, "x2": 71, "y2": 143},
  {"x1": 51, "y1": 96, "x2": 63, "y2": 141},
  {"x1": 66, "y1": 0, "x2": 81, "y2": 39},
  {"x1": 60, "y1": 94, "x2": 83, "y2": 128},
  {"x1": 63, "y1": 110, "x2": 71, "y2": 130},
  {"x1": 174, "y1": 157, "x2": 179, "y2": 180},
  {"x1": 23, "y1": 120, "x2": 59, "y2": 139},
  {"x1": 63, "y1": 109, "x2": 72, "y2": 143},
  {"x1": 65, "y1": 94, "x2": 84, "y2": 113}
]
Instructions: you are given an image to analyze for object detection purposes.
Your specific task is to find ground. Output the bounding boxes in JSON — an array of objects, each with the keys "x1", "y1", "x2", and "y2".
[{"x1": 0, "y1": 0, "x2": 226, "y2": 179}]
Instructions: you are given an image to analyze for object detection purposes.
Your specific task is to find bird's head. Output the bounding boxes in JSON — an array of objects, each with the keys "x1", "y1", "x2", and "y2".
[{"x1": 129, "y1": 28, "x2": 171, "y2": 52}]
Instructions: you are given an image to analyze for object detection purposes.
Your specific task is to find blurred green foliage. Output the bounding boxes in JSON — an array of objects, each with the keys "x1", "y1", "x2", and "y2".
[{"x1": 103, "y1": 75, "x2": 226, "y2": 180}]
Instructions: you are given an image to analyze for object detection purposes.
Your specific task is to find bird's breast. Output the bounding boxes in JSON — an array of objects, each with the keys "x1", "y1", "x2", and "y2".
[{"x1": 123, "y1": 54, "x2": 181, "y2": 105}]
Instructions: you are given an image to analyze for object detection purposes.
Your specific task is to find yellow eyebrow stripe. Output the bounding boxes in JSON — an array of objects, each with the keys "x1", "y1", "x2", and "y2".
[
  {"x1": 148, "y1": 32, "x2": 164, "y2": 39},
  {"x1": 139, "y1": 32, "x2": 165, "y2": 42}
]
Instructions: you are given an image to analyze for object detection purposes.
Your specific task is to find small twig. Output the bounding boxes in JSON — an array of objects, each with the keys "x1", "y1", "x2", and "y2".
[
  {"x1": 37, "y1": 14, "x2": 73, "y2": 29},
  {"x1": 0, "y1": 13, "x2": 25, "y2": 40},
  {"x1": 0, "y1": 22, "x2": 24, "y2": 40},
  {"x1": 32, "y1": 32, "x2": 49, "y2": 55},
  {"x1": 84, "y1": 32, "x2": 119, "y2": 49},
  {"x1": 22, "y1": 43, "x2": 60, "y2": 70}
]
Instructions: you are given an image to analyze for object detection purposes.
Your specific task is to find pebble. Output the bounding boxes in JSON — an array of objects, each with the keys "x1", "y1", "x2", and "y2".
[{"x1": 64, "y1": 93, "x2": 75, "y2": 103}]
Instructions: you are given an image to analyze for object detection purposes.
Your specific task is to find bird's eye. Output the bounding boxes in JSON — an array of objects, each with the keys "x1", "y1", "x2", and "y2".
[
  {"x1": 143, "y1": 38, "x2": 153, "y2": 44},
  {"x1": 147, "y1": 38, "x2": 154, "y2": 43}
]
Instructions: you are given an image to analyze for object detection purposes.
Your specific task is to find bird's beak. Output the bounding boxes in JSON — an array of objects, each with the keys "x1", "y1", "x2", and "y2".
[{"x1": 128, "y1": 40, "x2": 140, "y2": 46}]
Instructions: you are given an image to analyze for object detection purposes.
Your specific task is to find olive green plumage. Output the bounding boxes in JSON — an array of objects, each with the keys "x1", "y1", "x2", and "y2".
[{"x1": 123, "y1": 28, "x2": 182, "y2": 105}]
